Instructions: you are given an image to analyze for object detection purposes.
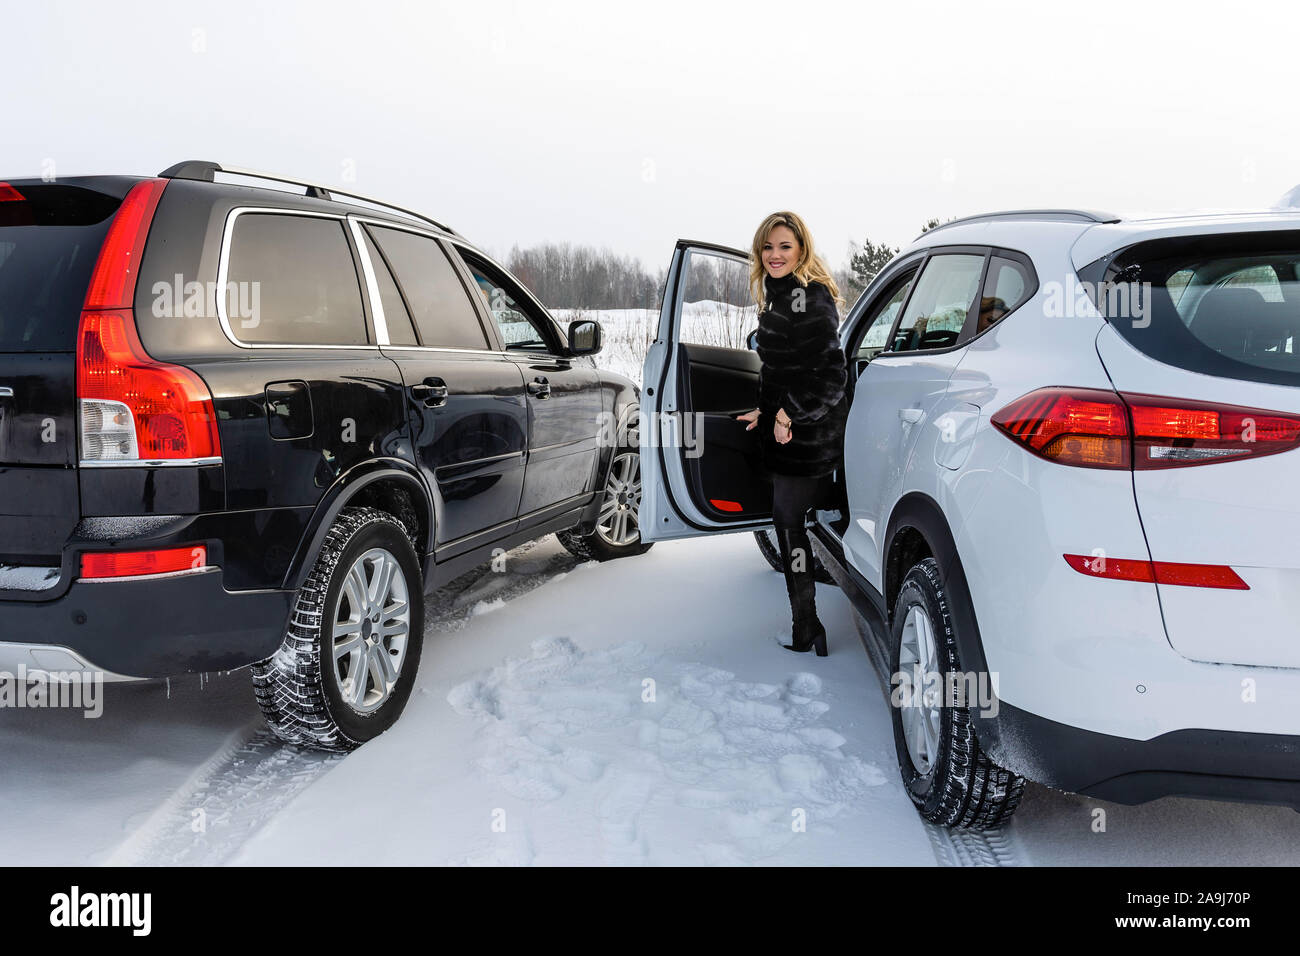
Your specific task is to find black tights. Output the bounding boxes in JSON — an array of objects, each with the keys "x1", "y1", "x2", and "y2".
[
  {"x1": 771, "y1": 473, "x2": 831, "y2": 532},
  {"x1": 770, "y1": 473, "x2": 831, "y2": 638}
]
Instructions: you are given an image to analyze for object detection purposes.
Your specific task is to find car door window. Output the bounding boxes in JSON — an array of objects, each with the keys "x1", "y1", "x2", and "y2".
[
  {"x1": 225, "y1": 213, "x2": 367, "y2": 346},
  {"x1": 366, "y1": 225, "x2": 490, "y2": 350},
  {"x1": 853, "y1": 269, "x2": 916, "y2": 365},
  {"x1": 456, "y1": 251, "x2": 557, "y2": 352},
  {"x1": 976, "y1": 255, "x2": 1034, "y2": 335},
  {"x1": 677, "y1": 249, "x2": 755, "y2": 349},
  {"x1": 889, "y1": 253, "x2": 985, "y2": 353},
  {"x1": 360, "y1": 229, "x2": 418, "y2": 346}
]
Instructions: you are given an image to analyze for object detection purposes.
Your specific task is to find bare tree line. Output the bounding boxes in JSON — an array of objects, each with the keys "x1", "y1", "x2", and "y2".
[
  {"x1": 504, "y1": 243, "x2": 756, "y2": 312},
  {"x1": 507, "y1": 221, "x2": 946, "y2": 312},
  {"x1": 505, "y1": 244, "x2": 665, "y2": 311}
]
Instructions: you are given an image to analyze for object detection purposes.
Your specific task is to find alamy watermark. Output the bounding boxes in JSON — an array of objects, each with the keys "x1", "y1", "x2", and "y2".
[
  {"x1": 50, "y1": 886, "x2": 150, "y2": 936},
  {"x1": 0, "y1": 666, "x2": 103, "y2": 718},
  {"x1": 891, "y1": 668, "x2": 999, "y2": 718},
  {"x1": 151, "y1": 274, "x2": 261, "y2": 328},
  {"x1": 597, "y1": 410, "x2": 704, "y2": 458},
  {"x1": 1042, "y1": 274, "x2": 1153, "y2": 327}
]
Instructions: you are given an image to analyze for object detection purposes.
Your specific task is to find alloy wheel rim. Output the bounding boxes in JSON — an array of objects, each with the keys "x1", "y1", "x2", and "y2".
[
  {"x1": 899, "y1": 602, "x2": 942, "y2": 776},
  {"x1": 595, "y1": 452, "x2": 641, "y2": 547},
  {"x1": 331, "y1": 547, "x2": 411, "y2": 714}
]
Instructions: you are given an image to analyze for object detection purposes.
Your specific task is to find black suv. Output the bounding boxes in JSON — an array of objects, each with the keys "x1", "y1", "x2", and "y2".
[{"x1": 0, "y1": 161, "x2": 647, "y2": 749}]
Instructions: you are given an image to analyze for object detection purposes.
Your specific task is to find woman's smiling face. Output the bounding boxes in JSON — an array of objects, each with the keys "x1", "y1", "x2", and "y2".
[{"x1": 762, "y1": 225, "x2": 800, "y2": 279}]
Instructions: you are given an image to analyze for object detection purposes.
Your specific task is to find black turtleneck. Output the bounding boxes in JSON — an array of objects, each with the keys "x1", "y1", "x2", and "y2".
[{"x1": 763, "y1": 272, "x2": 800, "y2": 300}]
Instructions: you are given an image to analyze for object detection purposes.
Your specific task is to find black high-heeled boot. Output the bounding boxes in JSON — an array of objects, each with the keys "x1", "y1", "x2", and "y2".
[{"x1": 774, "y1": 526, "x2": 828, "y2": 657}]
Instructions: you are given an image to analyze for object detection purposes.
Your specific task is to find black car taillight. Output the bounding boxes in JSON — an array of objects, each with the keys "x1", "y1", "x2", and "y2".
[{"x1": 76, "y1": 179, "x2": 222, "y2": 463}]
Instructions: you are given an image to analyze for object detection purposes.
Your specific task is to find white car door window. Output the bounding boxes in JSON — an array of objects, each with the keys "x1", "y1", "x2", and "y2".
[{"x1": 890, "y1": 254, "x2": 984, "y2": 353}]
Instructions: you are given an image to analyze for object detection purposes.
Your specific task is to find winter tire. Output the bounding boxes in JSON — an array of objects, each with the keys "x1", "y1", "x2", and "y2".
[
  {"x1": 252, "y1": 506, "x2": 425, "y2": 752},
  {"x1": 888, "y1": 557, "x2": 1025, "y2": 828}
]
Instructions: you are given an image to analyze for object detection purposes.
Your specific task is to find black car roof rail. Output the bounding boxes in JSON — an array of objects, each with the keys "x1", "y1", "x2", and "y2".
[
  {"x1": 158, "y1": 160, "x2": 459, "y2": 236},
  {"x1": 918, "y1": 209, "x2": 1121, "y2": 239}
]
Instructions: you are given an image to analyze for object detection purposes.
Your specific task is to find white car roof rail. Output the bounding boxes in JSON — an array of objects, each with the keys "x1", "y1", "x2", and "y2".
[
  {"x1": 919, "y1": 209, "x2": 1121, "y2": 239},
  {"x1": 158, "y1": 160, "x2": 459, "y2": 236}
]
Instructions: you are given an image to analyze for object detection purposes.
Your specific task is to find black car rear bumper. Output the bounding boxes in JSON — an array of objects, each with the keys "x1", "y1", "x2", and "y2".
[{"x1": 0, "y1": 568, "x2": 291, "y2": 677}]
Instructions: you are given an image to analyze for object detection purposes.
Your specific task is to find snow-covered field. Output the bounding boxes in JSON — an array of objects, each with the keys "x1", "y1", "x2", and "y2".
[
  {"x1": 2, "y1": 532, "x2": 1298, "y2": 867},
  {"x1": 553, "y1": 300, "x2": 757, "y2": 385},
  {"x1": 552, "y1": 307, "x2": 655, "y2": 385}
]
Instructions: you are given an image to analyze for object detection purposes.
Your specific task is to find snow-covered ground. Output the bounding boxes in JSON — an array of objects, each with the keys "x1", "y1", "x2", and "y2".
[
  {"x1": 1, "y1": 532, "x2": 1298, "y2": 866},
  {"x1": 552, "y1": 307, "x2": 655, "y2": 385},
  {"x1": 553, "y1": 300, "x2": 758, "y2": 386}
]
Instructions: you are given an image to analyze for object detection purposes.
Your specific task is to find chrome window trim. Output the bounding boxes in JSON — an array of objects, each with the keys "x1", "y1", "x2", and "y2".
[
  {"x1": 347, "y1": 217, "x2": 391, "y2": 346},
  {"x1": 350, "y1": 215, "x2": 504, "y2": 353},
  {"x1": 380, "y1": 344, "x2": 514, "y2": 357},
  {"x1": 79, "y1": 457, "x2": 224, "y2": 468},
  {"x1": 212, "y1": 207, "x2": 570, "y2": 359},
  {"x1": 350, "y1": 215, "x2": 568, "y2": 356},
  {"x1": 215, "y1": 206, "x2": 376, "y2": 351}
]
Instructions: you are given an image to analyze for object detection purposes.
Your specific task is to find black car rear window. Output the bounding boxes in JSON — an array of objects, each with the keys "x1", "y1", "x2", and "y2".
[
  {"x1": 1085, "y1": 230, "x2": 1300, "y2": 388},
  {"x1": 0, "y1": 185, "x2": 120, "y2": 351}
]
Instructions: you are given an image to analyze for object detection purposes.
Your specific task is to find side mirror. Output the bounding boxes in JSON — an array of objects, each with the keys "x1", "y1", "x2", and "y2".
[
  {"x1": 746, "y1": 328, "x2": 759, "y2": 351},
  {"x1": 568, "y1": 318, "x2": 602, "y2": 356}
]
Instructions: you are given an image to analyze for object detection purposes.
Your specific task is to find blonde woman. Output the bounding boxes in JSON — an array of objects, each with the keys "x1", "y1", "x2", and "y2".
[{"x1": 736, "y1": 212, "x2": 848, "y2": 656}]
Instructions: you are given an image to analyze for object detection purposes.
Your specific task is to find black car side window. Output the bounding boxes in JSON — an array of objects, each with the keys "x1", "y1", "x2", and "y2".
[
  {"x1": 455, "y1": 251, "x2": 556, "y2": 352},
  {"x1": 367, "y1": 225, "x2": 491, "y2": 350},
  {"x1": 360, "y1": 229, "x2": 419, "y2": 347},
  {"x1": 225, "y1": 213, "x2": 367, "y2": 346}
]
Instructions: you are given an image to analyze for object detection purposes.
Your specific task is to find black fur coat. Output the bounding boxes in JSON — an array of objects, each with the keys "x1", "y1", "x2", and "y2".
[{"x1": 754, "y1": 273, "x2": 848, "y2": 478}]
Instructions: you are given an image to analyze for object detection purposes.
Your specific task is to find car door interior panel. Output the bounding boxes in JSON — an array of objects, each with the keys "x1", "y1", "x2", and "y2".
[{"x1": 674, "y1": 342, "x2": 772, "y2": 520}]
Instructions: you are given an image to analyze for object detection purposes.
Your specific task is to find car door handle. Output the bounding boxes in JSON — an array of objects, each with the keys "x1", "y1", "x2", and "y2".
[
  {"x1": 410, "y1": 377, "x2": 449, "y2": 408},
  {"x1": 899, "y1": 408, "x2": 924, "y2": 424},
  {"x1": 527, "y1": 377, "x2": 551, "y2": 400}
]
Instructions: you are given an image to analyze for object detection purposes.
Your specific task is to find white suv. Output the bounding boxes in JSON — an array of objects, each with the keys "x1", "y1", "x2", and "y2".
[{"x1": 641, "y1": 217, "x2": 1300, "y2": 829}]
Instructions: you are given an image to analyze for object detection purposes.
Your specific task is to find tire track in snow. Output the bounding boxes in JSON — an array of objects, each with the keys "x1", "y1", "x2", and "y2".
[
  {"x1": 924, "y1": 821, "x2": 1023, "y2": 866},
  {"x1": 112, "y1": 538, "x2": 580, "y2": 866},
  {"x1": 849, "y1": 594, "x2": 1025, "y2": 866},
  {"x1": 424, "y1": 537, "x2": 581, "y2": 633},
  {"x1": 109, "y1": 726, "x2": 343, "y2": 865}
]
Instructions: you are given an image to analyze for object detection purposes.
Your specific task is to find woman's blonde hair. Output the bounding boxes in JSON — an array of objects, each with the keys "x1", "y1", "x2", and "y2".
[{"x1": 749, "y1": 210, "x2": 843, "y2": 311}]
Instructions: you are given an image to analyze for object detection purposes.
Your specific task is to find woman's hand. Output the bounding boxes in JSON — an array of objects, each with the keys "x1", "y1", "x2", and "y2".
[
  {"x1": 736, "y1": 408, "x2": 760, "y2": 431},
  {"x1": 774, "y1": 408, "x2": 793, "y2": 444}
]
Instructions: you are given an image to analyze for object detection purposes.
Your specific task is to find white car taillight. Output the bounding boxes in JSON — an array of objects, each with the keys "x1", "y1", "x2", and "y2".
[{"x1": 991, "y1": 387, "x2": 1300, "y2": 470}]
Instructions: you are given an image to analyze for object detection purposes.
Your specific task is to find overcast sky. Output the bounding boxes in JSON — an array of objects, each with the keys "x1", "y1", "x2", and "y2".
[{"x1": 10, "y1": 0, "x2": 1300, "y2": 269}]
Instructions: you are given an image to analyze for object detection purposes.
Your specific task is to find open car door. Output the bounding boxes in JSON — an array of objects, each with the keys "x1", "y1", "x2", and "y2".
[{"x1": 640, "y1": 240, "x2": 774, "y2": 541}]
